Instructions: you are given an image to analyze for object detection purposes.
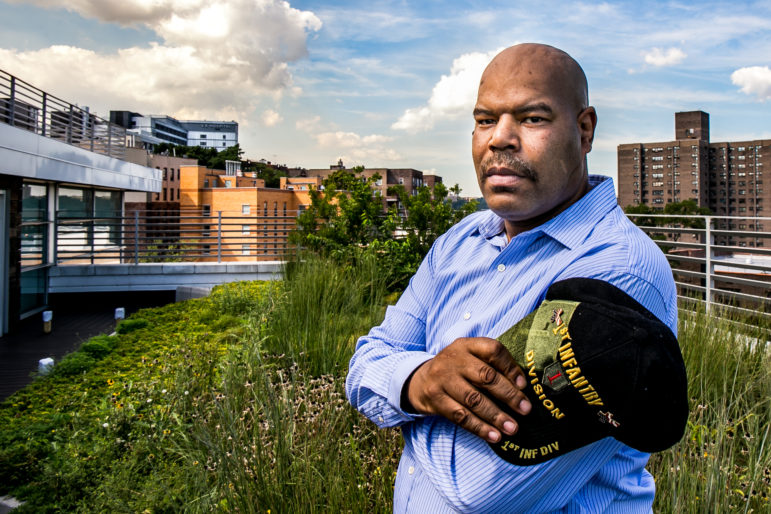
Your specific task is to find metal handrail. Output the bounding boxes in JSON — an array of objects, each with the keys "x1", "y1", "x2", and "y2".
[
  {"x1": 54, "y1": 210, "x2": 301, "y2": 265},
  {"x1": 628, "y1": 213, "x2": 771, "y2": 317},
  {"x1": 0, "y1": 68, "x2": 126, "y2": 159},
  {"x1": 41, "y1": 209, "x2": 771, "y2": 317}
]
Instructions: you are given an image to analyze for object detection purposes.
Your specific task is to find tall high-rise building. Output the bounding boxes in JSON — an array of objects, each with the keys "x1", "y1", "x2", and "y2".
[{"x1": 618, "y1": 111, "x2": 771, "y2": 247}]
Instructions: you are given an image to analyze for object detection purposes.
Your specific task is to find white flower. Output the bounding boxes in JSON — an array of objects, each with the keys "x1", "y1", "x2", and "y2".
[
  {"x1": 147, "y1": 398, "x2": 152, "y2": 403},
  {"x1": 161, "y1": 389, "x2": 167, "y2": 394},
  {"x1": 102, "y1": 423, "x2": 109, "y2": 428}
]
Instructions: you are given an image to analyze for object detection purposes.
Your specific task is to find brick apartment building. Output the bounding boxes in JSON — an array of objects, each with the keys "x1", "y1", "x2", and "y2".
[
  {"x1": 618, "y1": 111, "x2": 771, "y2": 247},
  {"x1": 179, "y1": 165, "x2": 313, "y2": 261},
  {"x1": 290, "y1": 160, "x2": 442, "y2": 212}
]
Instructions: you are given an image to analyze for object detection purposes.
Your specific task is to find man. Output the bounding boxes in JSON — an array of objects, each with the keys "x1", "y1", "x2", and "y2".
[{"x1": 346, "y1": 43, "x2": 677, "y2": 512}]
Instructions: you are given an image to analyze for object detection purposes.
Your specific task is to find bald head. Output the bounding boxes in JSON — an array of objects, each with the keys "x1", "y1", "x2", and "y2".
[
  {"x1": 480, "y1": 44, "x2": 589, "y2": 113},
  {"x1": 471, "y1": 42, "x2": 597, "y2": 237}
]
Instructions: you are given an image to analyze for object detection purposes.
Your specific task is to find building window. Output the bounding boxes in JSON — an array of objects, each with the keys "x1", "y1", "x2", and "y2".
[
  {"x1": 202, "y1": 224, "x2": 211, "y2": 237},
  {"x1": 163, "y1": 188, "x2": 167, "y2": 201},
  {"x1": 225, "y1": 180, "x2": 232, "y2": 188},
  {"x1": 203, "y1": 205, "x2": 211, "y2": 216},
  {"x1": 242, "y1": 225, "x2": 250, "y2": 235},
  {"x1": 223, "y1": 135, "x2": 226, "y2": 139},
  {"x1": 273, "y1": 201, "x2": 278, "y2": 216},
  {"x1": 163, "y1": 168, "x2": 168, "y2": 180},
  {"x1": 200, "y1": 134, "x2": 207, "y2": 138},
  {"x1": 242, "y1": 204, "x2": 250, "y2": 214},
  {"x1": 203, "y1": 244, "x2": 211, "y2": 254},
  {"x1": 242, "y1": 244, "x2": 250, "y2": 256},
  {"x1": 204, "y1": 179, "x2": 209, "y2": 188},
  {"x1": 200, "y1": 142, "x2": 206, "y2": 146},
  {"x1": 283, "y1": 202, "x2": 287, "y2": 216},
  {"x1": 263, "y1": 201, "x2": 268, "y2": 216}
]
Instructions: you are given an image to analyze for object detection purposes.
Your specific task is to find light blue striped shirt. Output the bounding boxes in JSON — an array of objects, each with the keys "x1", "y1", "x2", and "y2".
[{"x1": 346, "y1": 176, "x2": 677, "y2": 513}]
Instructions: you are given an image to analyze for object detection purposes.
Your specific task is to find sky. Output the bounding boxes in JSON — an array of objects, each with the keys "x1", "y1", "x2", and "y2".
[{"x1": 1, "y1": 0, "x2": 770, "y2": 197}]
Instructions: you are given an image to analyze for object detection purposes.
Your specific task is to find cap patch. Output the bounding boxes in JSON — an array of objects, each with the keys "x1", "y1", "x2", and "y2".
[
  {"x1": 542, "y1": 361, "x2": 569, "y2": 392},
  {"x1": 525, "y1": 350, "x2": 566, "y2": 420}
]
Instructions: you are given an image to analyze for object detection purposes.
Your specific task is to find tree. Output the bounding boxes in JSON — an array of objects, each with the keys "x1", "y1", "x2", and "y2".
[
  {"x1": 291, "y1": 168, "x2": 478, "y2": 291},
  {"x1": 625, "y1": 200, "x2": 712, "y2": 245},
  {"x1": 292, "y1": 167, "x2": 390, "y2": 253},
  {"x1": 152, "y1": 143, "x2": 243, "y2": 170}
]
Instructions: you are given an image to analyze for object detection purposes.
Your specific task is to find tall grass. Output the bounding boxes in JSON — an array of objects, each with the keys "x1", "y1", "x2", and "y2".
[
  {"x1": 1, "y1": 256, "x2": 769, "y2": 512},
  {"x1": 264, "y1": 252, "x2": 388, "y2": 376},
  {"x1": 649, "y1": 306, "x2": 771, "y2": 512}
]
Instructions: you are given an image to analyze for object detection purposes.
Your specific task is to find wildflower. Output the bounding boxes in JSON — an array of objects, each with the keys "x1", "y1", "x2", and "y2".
[
  {"x1": 184, "y1": 391, "x2": 189, "y2": 395},
  {"x1": 193, "y1": 461, "x2": 198, "y2": 465},
  {"x1": 107, "y1": 379, "x2": 115, "y2": 386},
  {"x1": 102, "y1": 423, "x2": 109, "y2": 428},
  {"x1": 147, "y1": 398, "x2": 152, "y2": 403},
  {"x1": 162, "y1": 389, "x2": 167, "y2": 394}
]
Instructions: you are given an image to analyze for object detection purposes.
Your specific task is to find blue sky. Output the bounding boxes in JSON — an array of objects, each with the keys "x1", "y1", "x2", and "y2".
[{"x1": 1, "y1": 0, "x2": 770, "y2": 196}]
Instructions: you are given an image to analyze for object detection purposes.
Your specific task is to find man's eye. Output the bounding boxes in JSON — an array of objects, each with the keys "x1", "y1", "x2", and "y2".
[
  {"x1": 523, "y1": 116, "x2": 545, "y2": 124},
  {"x1": 476, "y1": 119, "x2": 496, "y2": 126}
]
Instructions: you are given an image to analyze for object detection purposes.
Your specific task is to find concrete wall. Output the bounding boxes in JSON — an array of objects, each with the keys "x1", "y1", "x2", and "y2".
[{"x1": 49, "y1": 261, "x2": 283, "y2": 293}]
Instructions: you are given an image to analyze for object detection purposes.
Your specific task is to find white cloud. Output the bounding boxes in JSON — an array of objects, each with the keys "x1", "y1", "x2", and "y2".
[
  {"x1": 0, "y1": 0, "x2": 321, "y2": 119},
  {"x1": 313, "y1": 131, "x2": 400, "y2": 162},
  {"x1": 392, "y1": 49, "x2": 501, "y2": 134},
  {"x1": 643, "y1": 47, "x2": 687, "y2": 67},
  {"x1": 261, "y1": 109, "x2": 283, "y2": 127},
  {"x1": 296, "y1": 115, "x2": 322, "y2": 132},
  {"x1": 731, "y1": 66, "x2": 771, "y2": 101}
]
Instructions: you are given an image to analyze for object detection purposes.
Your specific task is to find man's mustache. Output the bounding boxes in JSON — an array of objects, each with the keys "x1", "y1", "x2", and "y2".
[{"x1": 481, "y1": 153, "x2": 538, "y2": 182}]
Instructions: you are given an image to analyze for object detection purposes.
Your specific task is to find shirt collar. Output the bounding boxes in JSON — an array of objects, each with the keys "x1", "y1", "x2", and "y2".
[{"x1": 476, "y1": 175, "x2": 617, "y2": 250}]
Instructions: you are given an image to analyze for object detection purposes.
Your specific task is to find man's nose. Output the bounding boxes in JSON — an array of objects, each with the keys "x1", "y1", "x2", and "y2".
[{"x1": 488, "y1": 114, "x2": 520, "y2": 151}]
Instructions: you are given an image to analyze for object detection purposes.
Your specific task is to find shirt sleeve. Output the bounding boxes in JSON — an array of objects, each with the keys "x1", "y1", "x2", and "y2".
[{"x1": 345, "y1": 243, "x2": 437, "y2": 427}]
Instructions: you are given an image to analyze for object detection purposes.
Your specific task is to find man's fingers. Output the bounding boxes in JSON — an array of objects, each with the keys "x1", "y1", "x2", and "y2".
[
  {"x1": 469, "y1": 337, "x2": 527, "y2": 386},
  {"x1": 404, "y1": 337, "x2": 533, "y2": 441},
  {"x1": 444, "y1": 376, "x2": 521, "y2": 437},
  {"x1": 462, "y1": 338, "x2": 531, "y2": 416},
  {"x1": 436, "y1": 393, "x2": 512, "y2": 443}
]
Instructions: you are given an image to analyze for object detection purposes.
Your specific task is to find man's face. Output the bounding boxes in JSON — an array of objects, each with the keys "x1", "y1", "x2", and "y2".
[{"x1": 472, "y1": 51, "x2": 596, "y2": 235}]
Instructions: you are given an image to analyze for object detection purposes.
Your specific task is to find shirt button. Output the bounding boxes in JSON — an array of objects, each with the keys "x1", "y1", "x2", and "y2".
[
  {"x1": 497, "y1": 263, "x2": 506, "y2": 272},
  {"x1": 463, "y1": 312, "x2": 471, "y2": 320},
  {"x1": 408, "y1": 466, "x2": 415, "y2": 475},
  {"x1": 378, "y1": 416, "x2": 384, "y2": 423}
]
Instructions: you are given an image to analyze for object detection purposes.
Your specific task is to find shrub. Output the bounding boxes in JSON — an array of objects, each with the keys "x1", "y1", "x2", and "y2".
[
  {"x1": 79, "y1": 340, "x2": 112, "y2": 360},
  {"x1": 51, "y1": 352, "x2": 96, "y2": 377},
  {"x1": 115, "y1": 318, "x2": 148, "y2": 334}
]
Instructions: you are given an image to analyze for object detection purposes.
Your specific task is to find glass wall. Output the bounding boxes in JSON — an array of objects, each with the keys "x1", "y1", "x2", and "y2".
[
  {"x1": 56, "y1": 186, "x2": 123, "y2": 263},
  {"x1": 20, "y1": 182, "x2": 50, "y2": 314}
]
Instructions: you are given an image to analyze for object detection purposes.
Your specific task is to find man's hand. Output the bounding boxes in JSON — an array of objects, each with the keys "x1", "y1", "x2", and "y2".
[{"x1": 404, "y1": 337, "x2": 531, "y2": 443}]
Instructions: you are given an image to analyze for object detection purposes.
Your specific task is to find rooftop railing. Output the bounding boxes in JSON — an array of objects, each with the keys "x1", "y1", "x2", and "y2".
[
  {"x1": 627, "y1": 213, "x2": 771, "y2": 320},
  {"x1": 0, "y1": 68, "x2": 126, "y2": 159},
  {"x1": 51, "y1": 210, "x2": 298, "y2": 265}
]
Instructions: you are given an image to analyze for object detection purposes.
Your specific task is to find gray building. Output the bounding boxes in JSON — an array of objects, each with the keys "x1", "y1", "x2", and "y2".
[
  {"x1": 0, "y1": 70, "x2": 160, "y2": 335},
  {"x1": 111, "y1": 111, "x2": 238, "y2": 151}
]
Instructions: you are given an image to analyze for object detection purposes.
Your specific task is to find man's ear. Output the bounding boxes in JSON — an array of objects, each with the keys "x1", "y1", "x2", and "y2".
[{"x1": 577, "y1": 107, "x2": 597, "y2": 154}]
